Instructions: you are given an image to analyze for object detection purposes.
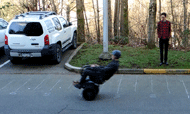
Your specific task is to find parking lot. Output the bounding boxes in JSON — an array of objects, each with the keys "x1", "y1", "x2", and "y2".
[{"x1": 1, "y1": 49, "x2": 190, "y2": 114}]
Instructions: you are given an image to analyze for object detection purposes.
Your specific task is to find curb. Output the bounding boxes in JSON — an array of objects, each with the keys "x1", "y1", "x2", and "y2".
[{"x1": 64, "y1": 43, "x2": 190, "y2": 74}]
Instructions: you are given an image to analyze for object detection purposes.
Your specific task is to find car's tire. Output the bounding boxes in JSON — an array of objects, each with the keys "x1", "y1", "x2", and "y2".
[
  {"x1": 10, "y1": 57, "x2": 21, "y2": 64},
  {"x1": 52, "y1": 44, "x2": 62, "y2": 64},
  {"x1": 71, "y1": 33, "x2": 77, "y2": 49}
]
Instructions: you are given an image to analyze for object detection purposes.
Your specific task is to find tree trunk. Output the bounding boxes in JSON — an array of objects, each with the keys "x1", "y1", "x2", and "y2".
[
  {"x1": 120, "y1": 0, "x2": 124, "y2": 36},
  {"x1": 76, "y1": 0, "x2": 85, "y2": 42},
  {"x1": 108, "y1": 0, "x2": 113, "y2": 41},
  {"x1": 83, "y1": 1, "x2": 90, "y2": 42},
  {"x1": 158, "y1": 0, "x2": 161, "y2": 21},
  {"x1": 114, "y1": 0, "x2": 119, "y2": 37},
  {"x1": 50, "y1": 0, "x2": 57, "y2": 13},
  {"x1": 116, "y1": 0, "x2": 120, "y2": 37},
  {"x1": 92, "y1": 0, "x2": 98, "y2": 41},
  {"x1": 96, "y1": 0, "x2": 100, "y2": 43},
  {"x1": 147, "y1": 0, "x2": 157, "y2": 49},
  {"x1": 188, "y1": 13, "x2": 190, "y2": 46},
  {"x1": 66, "y1": 5, "x2": 70, "y2": 22},
  {"x1": 61, "y1": 0, "x2": 63, "y2": 15},
  {"x1": 42, "y1": 0, "x2": 45, "y2": 11},
  {"x1": 170, "y1": 0, "x2": 175, "y2": 47},
  {"x1": 120, "y1": 0, "x2": 128, "y2": 37},
  {"x1": 183, "y1": 0, "x2": 187, "y2": 47}
]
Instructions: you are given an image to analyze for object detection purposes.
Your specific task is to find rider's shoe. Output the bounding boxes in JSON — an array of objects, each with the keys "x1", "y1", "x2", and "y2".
[{"x1": 74, "y1": 83, "x2": 82, "y2": 89}]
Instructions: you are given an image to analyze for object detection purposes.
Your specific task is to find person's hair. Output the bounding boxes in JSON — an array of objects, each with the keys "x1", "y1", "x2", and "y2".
[{"x1": 161, "y1": 12, "x2": 167, "y2": 17}]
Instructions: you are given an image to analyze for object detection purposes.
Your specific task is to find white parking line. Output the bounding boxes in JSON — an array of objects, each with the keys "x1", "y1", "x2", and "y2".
[
  {"x1": 181, "y1": 80, "x2": 190, "y2": 99},
  {"x1": 0, "y1": 60, "x2": 10, "y2": 68},
  {"x1": 34, "y1": 78, "x2": 47, "y2": 90},
  {"x1": 44, "y1": 78, "x2": 61, "y2": 96},
  {"x1": 49, "y1": 79, "x2": 61, "y2": 91},
  {"x1": 165, "y1": 76, "x2": 171, "y2": 94},
  {"x1": 114, "y1": 75, "x2": 123, "y2": 99},
  {"x1": 10, "y1": 78, "x2": 31, "y2": 95},
  {"x1": 0, "y1": 81, "x2": 14, "y2": 91},
  {"x1": 134, "y1": 76, "x2": 138, "y2": 92},
  {"x1": 151, "y1": 76, "x2": 153, "y2": 92}
]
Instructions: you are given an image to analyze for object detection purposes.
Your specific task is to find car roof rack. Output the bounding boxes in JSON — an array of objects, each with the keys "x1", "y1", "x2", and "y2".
[{"x1": 15, "y1": 11, "x2": 56, "y2": 19}]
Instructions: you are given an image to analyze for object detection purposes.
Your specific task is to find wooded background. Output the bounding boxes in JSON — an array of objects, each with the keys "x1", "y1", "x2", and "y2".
[{"x1": 0, "y1": 0, "x2": 190, "y2": 49}]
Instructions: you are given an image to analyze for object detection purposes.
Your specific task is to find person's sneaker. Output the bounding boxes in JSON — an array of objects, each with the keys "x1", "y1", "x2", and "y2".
[
  {"x1": 74, "y1": 84, "x2": 82, "y2": 89},
  {"x1": 160, "y1": 62, "x2": 163, "y2": 66},
  {"x1": 165, "y1": 62, "x2": 169, "y2": 65}
]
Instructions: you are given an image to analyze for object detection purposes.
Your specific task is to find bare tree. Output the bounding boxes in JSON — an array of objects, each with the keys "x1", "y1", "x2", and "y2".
[
  {"x1": 50, "y1": 0, "x2": 57, "y2": 13},
  {"x1": 66, "y1": 5, "x2": 70, "y2": 22},
  {"x1": 120, "y1": 0, "x2": 124, "y2": 36},
  {"x1": 147, "y1": 0, "x2": 157, "y2": 49},
  {"x1": 42, "y1": 0, "x2": 45, "y2": 11},
  {"x1": 170, "y1": 0, "x2": 175, "y2": 46},
  {"x1": 108, "y1": 0, "x2": 113, "y2": 41},
  {"x1": 96, "y1": 0, "x2": 100, "y2": 43},
  {"x1": 82, "y1": 1, "x2": 90, "y2": 41},
  {"x1": 120, "y1": 0, "x2": 128, "y2": 37},
  {"x1": 158, "y1": 0, "x2": 161, "y2": 21},
  {"x1": 114, "y1": 0, "x2": 119, "y2": 37},
  {"x1": 183, "y1": 0, "x2": 188, "y2": 47},
  {"x1": 92, "y1": 0, "x2": 98, "y2": 41}
]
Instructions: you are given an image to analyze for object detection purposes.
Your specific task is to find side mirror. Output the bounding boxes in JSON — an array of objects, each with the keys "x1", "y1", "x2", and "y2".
[{"x1": 69, "y1": 22, "x2": 72, "y2": 26}]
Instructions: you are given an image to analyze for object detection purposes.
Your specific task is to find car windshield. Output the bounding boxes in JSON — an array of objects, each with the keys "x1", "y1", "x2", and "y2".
[{"x1": 9, "y1": 22, "x2": 43, "y2": 36}]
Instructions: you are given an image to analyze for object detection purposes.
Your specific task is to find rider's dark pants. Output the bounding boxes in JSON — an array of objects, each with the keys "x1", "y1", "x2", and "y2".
[{"x1": 79, "y1": 68, "x2": 102, "y2": 84}]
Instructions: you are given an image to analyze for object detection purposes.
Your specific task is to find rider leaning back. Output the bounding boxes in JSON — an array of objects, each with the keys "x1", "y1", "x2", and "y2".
[{"x1": 73, "y1": 50, "x2": 121, "y2": 89}]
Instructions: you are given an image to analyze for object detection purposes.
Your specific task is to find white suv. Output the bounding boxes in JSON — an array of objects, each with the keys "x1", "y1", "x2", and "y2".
[
  {"x1": 0, "y1": 18, "x2": 8, "y2": 49},
  {"x1": 4, "y1": 11, "x2": 77, "y2": 64}
]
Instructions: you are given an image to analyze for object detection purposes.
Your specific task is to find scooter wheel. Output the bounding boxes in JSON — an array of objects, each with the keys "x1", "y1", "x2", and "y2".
[
  {"x1": 94, "y1": 86, "x2": 99, "y2": 95},
  {"x1": 82, "y1": 88, "x2": 97, "y2": 101}
]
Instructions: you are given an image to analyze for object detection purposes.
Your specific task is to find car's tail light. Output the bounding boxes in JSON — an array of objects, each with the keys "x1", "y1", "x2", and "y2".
[
  {"x1": 5, "y1": 35, "x2": 8, "y2": 45},
  {"x1": 44, "y1": 35, "x2": 49, "y2": 45}
]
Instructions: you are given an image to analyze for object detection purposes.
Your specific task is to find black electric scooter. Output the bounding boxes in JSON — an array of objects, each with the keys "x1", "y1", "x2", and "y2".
[{"x1": 79, "y1": 64, "x2": 104, "y2": 101}]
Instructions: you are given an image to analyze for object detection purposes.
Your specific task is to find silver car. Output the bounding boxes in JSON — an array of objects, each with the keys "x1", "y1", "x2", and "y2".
[{"x1": 0, "y1": 18, "x2": 8, "y2": 49}]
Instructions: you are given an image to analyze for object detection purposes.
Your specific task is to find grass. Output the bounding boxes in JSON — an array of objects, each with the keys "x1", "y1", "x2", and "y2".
[{"x1": 70, "y1": 43, "x2": 190, "y2": 69}]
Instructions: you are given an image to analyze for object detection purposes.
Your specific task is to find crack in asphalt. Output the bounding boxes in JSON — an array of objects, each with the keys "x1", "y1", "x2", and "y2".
[{"x1": 57, "y1": 105, "x2": 68, "y2": 114}]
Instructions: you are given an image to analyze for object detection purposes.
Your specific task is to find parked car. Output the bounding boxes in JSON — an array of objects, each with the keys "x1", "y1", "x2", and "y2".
[
  {"x1": 4, "y1": 11, "x2": 77, "y2": 64},
  {"x1": 0, "y1": 18, "x2": 8, "y2": 49}
]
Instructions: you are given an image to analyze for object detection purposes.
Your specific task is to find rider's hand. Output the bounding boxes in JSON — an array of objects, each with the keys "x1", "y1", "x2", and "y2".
[
  {"x1": 91, "y1": 65, "x2": 96, "y2": 67},
  {"x1": 91, "y1": 64, "x2": 99, "y2": 67}
]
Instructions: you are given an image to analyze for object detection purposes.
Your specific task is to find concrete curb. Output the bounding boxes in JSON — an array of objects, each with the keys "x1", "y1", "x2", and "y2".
[{"x1": 64, "y1": 43, "x2": 190, "y2": 74}]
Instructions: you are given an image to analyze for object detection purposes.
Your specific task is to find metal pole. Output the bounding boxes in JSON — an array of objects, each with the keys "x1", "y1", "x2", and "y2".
[
  {"x1": 103, "y1": 0, "x2": 108, "y2": 52},
  {"x1": 99, "y1": 0, "x2": 111, "y2": 60}
]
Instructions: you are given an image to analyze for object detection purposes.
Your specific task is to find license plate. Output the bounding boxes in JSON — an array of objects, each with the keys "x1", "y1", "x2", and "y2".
[{"x1": 22, "y1": 53, "x2": 31, "y2": 57}]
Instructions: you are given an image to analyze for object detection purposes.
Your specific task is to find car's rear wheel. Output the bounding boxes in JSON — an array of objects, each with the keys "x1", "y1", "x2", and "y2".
[
  {"x1": 10, "y1": 57, "x2": 21, "y2": 64},
  {"x1": 71, "y1": 33, "x2": 77, "y2": 49},
  {"x1": 52, "y1": 44, "x2": 62, "y2": 64}
]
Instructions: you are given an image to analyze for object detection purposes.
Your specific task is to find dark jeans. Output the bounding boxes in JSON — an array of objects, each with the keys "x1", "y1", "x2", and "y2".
[
  {"x1": 159, "y1": 38, "x2": 169, "y2": 63},
  {"x1": 80, "y1": 67, "x2": 103, "y2": 84}
]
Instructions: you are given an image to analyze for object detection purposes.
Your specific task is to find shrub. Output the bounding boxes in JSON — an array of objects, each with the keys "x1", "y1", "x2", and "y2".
[{"x1": 110, "y1": 36, "x2": 129, "y2": 45}]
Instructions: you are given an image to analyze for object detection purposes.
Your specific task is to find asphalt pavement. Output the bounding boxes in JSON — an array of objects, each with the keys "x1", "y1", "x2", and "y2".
[{"x1": 1, "y1": 48, "x2": 190, "y2": 114}]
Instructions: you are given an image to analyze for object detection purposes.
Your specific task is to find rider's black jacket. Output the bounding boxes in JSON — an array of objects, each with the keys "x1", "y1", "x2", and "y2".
[{"x1": 87, "y1": 59, "x2": 119, "y2": 81}]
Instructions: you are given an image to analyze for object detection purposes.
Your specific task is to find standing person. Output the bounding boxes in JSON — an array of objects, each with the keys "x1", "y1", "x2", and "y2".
[
  {"x1": 73, "y1": 50, "x2": 121, "y2": 89},
  {"x1": 157, "y1": 12, "x2": 171, "y2": 66}
]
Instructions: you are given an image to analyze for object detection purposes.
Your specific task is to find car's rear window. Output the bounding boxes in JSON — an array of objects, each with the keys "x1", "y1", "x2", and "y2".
[{"x1": 9, "y1": 22, "x2": 43, "y2": 36}]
